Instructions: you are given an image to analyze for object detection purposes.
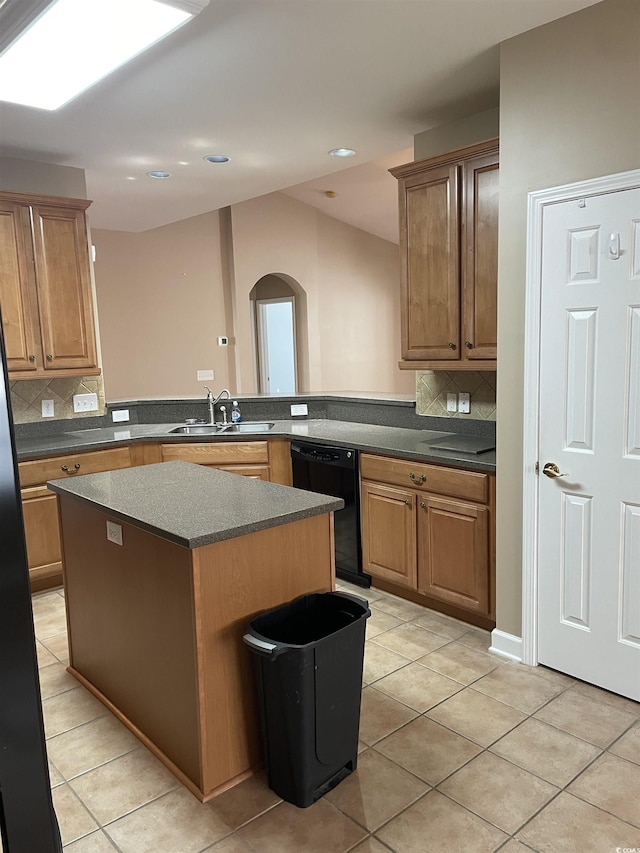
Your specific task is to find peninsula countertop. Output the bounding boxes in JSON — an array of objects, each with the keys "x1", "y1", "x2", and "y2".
[
  {"x1": 47, "y1": 460, "x2": 344, "y2": 548},
  {"x1": 20, "y1": 418, "x2": 496, "y2": 473}
]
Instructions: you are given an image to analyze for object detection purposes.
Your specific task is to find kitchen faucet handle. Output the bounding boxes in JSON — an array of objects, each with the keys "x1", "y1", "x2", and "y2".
[{"x1": 203, "y1": 385, "x2": 213, "y2": 398}]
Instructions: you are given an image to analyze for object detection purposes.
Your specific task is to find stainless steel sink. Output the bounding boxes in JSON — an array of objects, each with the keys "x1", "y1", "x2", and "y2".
[
  {"x1": 169, "y1": 422, "x2": 274, "y2": 435},
  {"x1": 219, "y1": 422, "x2": 274, "y2": 433},
  {"x1": 169, "y1": 425, "x2": 226, "y2": 435}
]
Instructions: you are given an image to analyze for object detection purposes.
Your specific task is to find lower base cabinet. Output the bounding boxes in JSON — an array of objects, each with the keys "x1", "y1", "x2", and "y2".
[
  {"x1": 360, "y1": 453, "x2": 495, "y2": 628},
  {"x1": 19, "y1": 446, "x2": 133, "y2": 593},
  {"x1": 19, "y1": 438, "x2": 293, "y2": 593}
]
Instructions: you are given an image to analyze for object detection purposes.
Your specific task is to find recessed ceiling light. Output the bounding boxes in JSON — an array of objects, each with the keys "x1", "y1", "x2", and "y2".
[
  {"x1": 126, "y1": 176, "x2": 136, "y2": 181},
  {"x1": 204, "y1": 154, "x2": 230, "y2": 164},
  {"x1": 147, "y1": 171, "x2": 172, "y2": 179},
  {"x1": 0, "y1": 0, "x2": 208, "y2": 111},
  {"x1": 329, "y1": 148, "x2": 356, "y2": 158}
]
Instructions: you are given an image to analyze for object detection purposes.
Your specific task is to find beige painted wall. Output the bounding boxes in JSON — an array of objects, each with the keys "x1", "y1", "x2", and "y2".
[
  {"x1": 413, "y1": 107, "x2": 499, "y2": 160},
  {"x1": 496, "y1": 0, "x2": 640, "y2": 636},
  {"x1": 0, "y1": 156, "x2": 87, "y2": 198},
  {"x1": 231, "y1": 192, "x2": 414, "y2": 395},
  {"x1": 93, "y1": 192, "x2": 413, "y2": 399},
  {"x1": 93, "y1": 211, "x2": 229, "y2": 400}
]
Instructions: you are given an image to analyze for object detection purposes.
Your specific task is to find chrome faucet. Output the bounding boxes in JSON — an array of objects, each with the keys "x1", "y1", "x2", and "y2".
[{"x1": 203, "y1": 387, "x2": 231, "y2": 425}]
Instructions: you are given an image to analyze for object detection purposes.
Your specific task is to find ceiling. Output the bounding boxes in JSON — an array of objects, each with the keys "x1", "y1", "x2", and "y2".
[{"x1": 0, "y1": 0, "x2": 600, "y2": 236}]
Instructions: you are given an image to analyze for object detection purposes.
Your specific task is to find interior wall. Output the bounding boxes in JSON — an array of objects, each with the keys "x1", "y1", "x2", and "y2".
[
  {"x1": 316, "y1": 214, "x2": 412, "y2": 393},
  {"x1": 497, "y1": 0, "x2": 640, "y2": 636},
  {"x1": 413, "y1": 108, "x2": 499, "y2": 161},
  {"x1": 0, "y1": 157, "x2": 87, "y2": 199},
  {"x1": 92, "y1": 211, "x2": 229, "y2": 400},
  {"x1": 231, "y1": 192, "x2": 414, "y2": 395}
]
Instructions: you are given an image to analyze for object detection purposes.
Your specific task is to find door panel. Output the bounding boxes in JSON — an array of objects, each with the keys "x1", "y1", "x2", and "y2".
[
  {"x1": 31, "y1": 205, "x2": 97, "y2": 370},
  {"x1": 361, "y1": 482, "x2": 416, "y2": 587},
  {"x1": 418, "y1": 496, "x2": 488, "y2": 613},
  {"x1": 402, "y1": 165, "x2": 460, "y2": 360},
  {"x1": 0, "y1": 202, "x2": 38, "y2": 371},
  {"x1": 537, "y1": 186, "x2": 640, "y2": 700}
]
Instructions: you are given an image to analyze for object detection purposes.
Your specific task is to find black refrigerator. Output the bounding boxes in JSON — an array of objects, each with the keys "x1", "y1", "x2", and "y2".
[{"x1": 0, "y1": 318, "x2": 62, "y2": 852}]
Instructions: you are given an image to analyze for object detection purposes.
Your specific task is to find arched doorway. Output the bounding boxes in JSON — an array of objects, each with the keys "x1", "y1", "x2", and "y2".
[{"x1": 249, "y1": 274, "x2": 309, "y2": 393}]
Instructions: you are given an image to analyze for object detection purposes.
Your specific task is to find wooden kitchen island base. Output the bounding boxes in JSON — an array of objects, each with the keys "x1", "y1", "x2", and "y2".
[{"x1": 53, "y1": 462, "x2": 340, "y2": 803}]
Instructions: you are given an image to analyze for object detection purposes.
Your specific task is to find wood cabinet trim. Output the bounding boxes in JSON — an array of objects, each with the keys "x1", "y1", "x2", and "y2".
[
  {"x1": 0, "y1": 190, "x2": 92, "y2": 210},
  {"x1": 389, "y1": 138, "x2": 499, "y2": 180}
]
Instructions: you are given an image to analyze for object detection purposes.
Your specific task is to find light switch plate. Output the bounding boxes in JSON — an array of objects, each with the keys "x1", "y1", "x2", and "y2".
[
  {"x1": 217, "y1": 336, "x2": 228, "y2": 346},
  {"x1": 106, "y1": 520, "x2": 123, "y2": 546},
  {"x1": 41, "y1": 399, "x2": 55, "y2": 418},
  {"x1": 290, "y1": 403, "x2": 308, "y2": 417},
  {"x1": 458, "y1": 392, "x2": 470, "y2": 414},
  {"x1": 197, "y1": 369, "x2": 214, "y2": 381},
  {"x1": 73, "y1": 392, "x2": 98, "y2": 413},
  {"x1": 112, "y1": 409, "x2": 129, "y2": 423},
  {"x1": 446, "y1": 393, "x2": 457, "y2": 413}
]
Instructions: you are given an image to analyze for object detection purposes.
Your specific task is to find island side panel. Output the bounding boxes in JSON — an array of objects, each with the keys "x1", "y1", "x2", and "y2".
[
  {"x1": 59, "y1": 495, "x2": 203, "y2": 790},
  {"x1": 193, "y1": 512, "x2": 336, "y2": 799}
]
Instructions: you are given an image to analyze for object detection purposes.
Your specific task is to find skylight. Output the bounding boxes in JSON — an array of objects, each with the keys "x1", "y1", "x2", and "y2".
[{"x1": 0, "y1": 0, "x2": 200, "y2": 111}]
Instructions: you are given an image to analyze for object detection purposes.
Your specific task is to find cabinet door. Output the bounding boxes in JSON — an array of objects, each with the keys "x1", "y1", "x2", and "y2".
[
  {"x1": 31, "y1": 205, "x2": 97, "y2": 370},
  {"x1": 361, "y1": 481, "x2": 416, "y2": 588},
  {"x1": 401, "y1": 164, "x2": 460, "y2": 360},
  {"x1": 0, "y1": 201, "x2": 39, "y2": 372},
  {"x1": 21, "y1": 486, "x2": 63, "y2": 590},
  {"x1": 462, "y1": 152, "x2": 499, "y2": 360},
  {"x1": 418, "y1": 496, "x2": 489, "y2": 614}
]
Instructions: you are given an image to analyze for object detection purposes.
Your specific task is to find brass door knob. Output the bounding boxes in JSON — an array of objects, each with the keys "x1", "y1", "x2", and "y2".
[
  {"x1": 542, "y1": 462, "x2": 568, "y2": 479},
  {"x1": 28, "y1": 355, "x2": 35, "y2": 362},
  {"x1": 448, "y1": 342, "x2": 456, "y2": 349},
  {"x1": 404, "y1": 499, "x2": 412, "y2": 506},
  {"x1": 47, "y1": 354, "x2": 53, "y2": 361},
  {"x1": 464, "y1": 341, "x2": 473, "y2": 349}
]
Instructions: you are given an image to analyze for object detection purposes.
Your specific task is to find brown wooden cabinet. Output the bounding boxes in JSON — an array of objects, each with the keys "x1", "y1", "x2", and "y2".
[
  {"x1": 19, "y1": 447, "x2": 132, "y2": 592},
  {"x1": 390, "y1": 139, "x2": 498, "y2": 370},
  {"x1": 0, "y1": 191, "x2": 99, "y2": 379},
  {"x1": 159, "y1": 438, "x2": 292, "y2": 484},
  {"x1": 360, "y1": 452, "x2": 495, "y2": 628}
]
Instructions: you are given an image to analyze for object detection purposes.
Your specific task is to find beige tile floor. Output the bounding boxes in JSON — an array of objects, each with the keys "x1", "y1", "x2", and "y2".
[{"x1": 18, "y1": 582, "x2": 640, "y2": 852}]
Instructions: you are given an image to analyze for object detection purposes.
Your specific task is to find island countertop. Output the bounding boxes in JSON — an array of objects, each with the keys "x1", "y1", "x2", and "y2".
[{"x1": 47, "y1": 460, "x2": 344, "y2": 549}]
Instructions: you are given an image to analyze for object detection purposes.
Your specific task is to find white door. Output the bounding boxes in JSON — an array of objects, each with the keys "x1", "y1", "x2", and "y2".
[
  {"x1": 256, "y1": 297, "x2": 297, "y2": 394},
  {"x1": 537, "y1": 186, "x2": 640, "y2": 700}
]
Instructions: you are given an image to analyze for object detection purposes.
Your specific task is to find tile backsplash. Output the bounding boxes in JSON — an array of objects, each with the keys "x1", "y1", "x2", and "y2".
[
  {"x1": 416, "y1": 370, "x2": 496, "y2": 420},
  {"x1": 10, "y1": 375, "x2": 106, "y2": 424}
]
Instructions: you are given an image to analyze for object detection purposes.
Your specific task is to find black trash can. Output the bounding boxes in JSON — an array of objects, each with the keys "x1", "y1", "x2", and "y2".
[{"x1": 243, "y1": 590, "x2": 370, "y2": 808}]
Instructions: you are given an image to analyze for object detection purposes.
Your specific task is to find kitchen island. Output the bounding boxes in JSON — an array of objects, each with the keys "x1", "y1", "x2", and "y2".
[{"x1": 48, "y1": 461, "x2": 342, "y2": 802}]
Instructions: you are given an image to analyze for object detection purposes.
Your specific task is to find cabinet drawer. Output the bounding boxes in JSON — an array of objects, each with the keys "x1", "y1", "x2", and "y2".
[
  {"x1": 160, "y1": 441, "x2": 269, "y2": 466},
  {"x1": 360, "y1": 453, "x2": 488, "y2": 503},
  {"x1": 19, "y1": 447, "x2": 132, "y2": 488}
]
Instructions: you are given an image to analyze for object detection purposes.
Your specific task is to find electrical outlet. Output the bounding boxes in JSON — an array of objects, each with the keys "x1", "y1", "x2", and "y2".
[
  {"x1": 73, "y1": 392, "x2": 98, "y2": 413},
  {"x1": 197, "y1": 369, "x2": 214, "y2": 381},
  {"x1": 458, "y1": 392, "x2": 471, "y2": 414},
  {"x1": 106, "y1": 520, "x2": 123, "y2": 546},
  {"x1": 41, "y1": 399, "x2": 55, "y2": 418},
  {"x1": 112, "y1": 409, "x2": 130, "y2": 423},
  {"x1": 290, "y1": 403, "x2": 308, "y2": 417},
  {"x1": 217, "y1": 336, "x2": 228, "y2": 346},
  {"x1": 446, "y1": 393, "x2": 457, "y2": 413}
]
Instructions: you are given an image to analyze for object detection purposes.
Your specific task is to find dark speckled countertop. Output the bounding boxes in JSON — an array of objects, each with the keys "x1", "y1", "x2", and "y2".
[
  {"x1": 17, "y1": 419, "x2": 496, "y2": 473},
  {"x1": 48, "y1": 460, "x2": 344, "y2": 549}
]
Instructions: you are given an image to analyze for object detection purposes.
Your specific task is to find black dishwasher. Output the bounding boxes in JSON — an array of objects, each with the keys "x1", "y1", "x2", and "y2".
[{"x1": 290, "y1": 442, "x2": 370, "y2": 588}]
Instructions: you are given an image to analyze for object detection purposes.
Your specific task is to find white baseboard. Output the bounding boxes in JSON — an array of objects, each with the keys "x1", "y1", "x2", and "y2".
[{"x1": 490, "y1": 629, "x2": 523, "y2": 662}]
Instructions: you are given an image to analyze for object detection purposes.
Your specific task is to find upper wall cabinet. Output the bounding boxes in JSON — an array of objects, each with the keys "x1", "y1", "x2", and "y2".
[
  {"x1": 0, "y1": 191, "x2": 99, "y2": 379},
  {"x1": 390, "y1": 139, "x2": 499, "y2": 370}
]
